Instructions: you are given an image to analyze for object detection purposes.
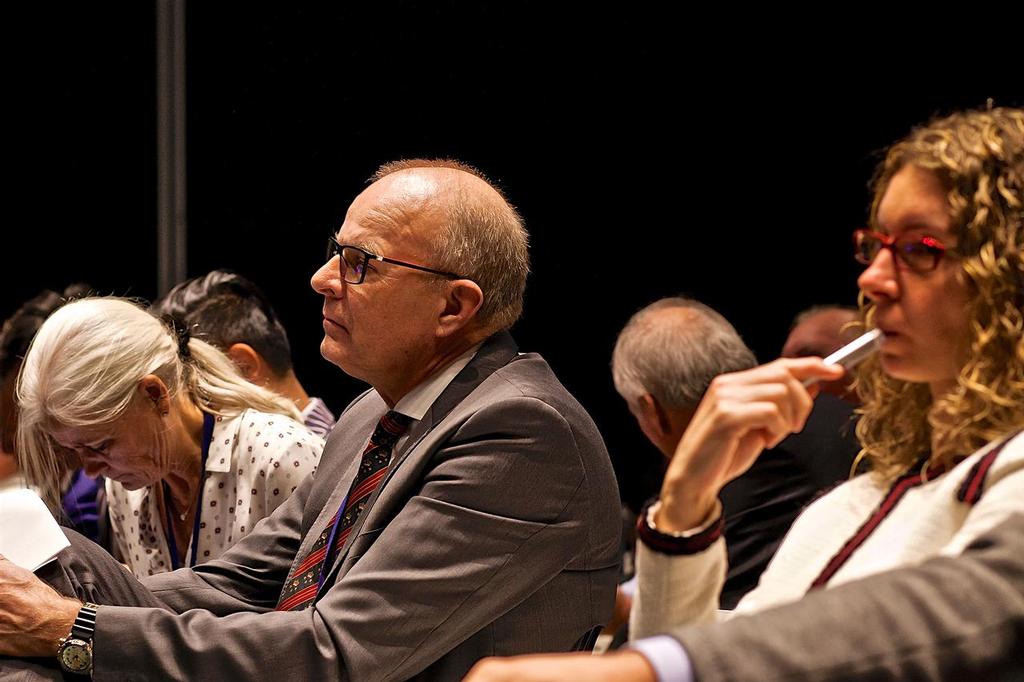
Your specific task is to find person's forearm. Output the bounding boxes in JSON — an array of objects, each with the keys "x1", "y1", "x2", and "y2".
[
  {"x1": 463, "y1": 650, "x2": 657, "y2": 682},
  {"x1": 0, "y1": 552, "x2": 85, "y2": 657},
  {"x1": 26, "y1": 598, "x2": 80, "y2": 656}
]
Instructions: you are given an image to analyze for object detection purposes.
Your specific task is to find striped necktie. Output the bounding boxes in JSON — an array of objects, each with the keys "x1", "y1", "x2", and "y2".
[{"x1": 276, "y1": 410, "x2": 413, "y2": 611}]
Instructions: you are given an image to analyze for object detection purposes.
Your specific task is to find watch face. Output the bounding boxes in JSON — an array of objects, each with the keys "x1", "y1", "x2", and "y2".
[{"x1": 59, "y1": 639, "x2": 92, "y2": 673}]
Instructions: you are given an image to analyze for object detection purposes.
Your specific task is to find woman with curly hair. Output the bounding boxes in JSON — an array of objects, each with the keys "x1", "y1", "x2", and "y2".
[
  {"x1": 625, "y1": 106, "x2": 1024, "y2": 637},
  {"x1": 463, "y1": 106, "x2": 1023, "y2": 682},
  {"x1": 15, "y1": 297, "x2": 324, "y2": 578}
]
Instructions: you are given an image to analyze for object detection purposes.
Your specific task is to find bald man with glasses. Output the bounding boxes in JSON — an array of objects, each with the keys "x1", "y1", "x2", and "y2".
[{"x1": 0, "y1": 159, "x2": 620, "y2": 681}]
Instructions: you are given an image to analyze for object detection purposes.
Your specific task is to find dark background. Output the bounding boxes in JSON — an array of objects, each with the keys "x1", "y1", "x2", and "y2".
[{"x1": 7, "y1": 4, "x2": 1021, "y2": 510}]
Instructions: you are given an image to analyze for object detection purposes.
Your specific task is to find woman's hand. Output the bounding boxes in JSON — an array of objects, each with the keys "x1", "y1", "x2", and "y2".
[
  {"x1": 463, "y1": 651, "x2": 655, "y2": 682},
  {"x1": 656, "y1": 358, "x2": 844, "y2": 532}
]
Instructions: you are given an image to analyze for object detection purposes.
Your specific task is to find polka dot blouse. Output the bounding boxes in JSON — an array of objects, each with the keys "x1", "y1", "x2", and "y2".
[{"x1": 107, "y1": 409, "x2": 324, "y2": 579}]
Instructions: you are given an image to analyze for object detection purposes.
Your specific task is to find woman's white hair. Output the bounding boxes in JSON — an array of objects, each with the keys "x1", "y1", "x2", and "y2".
[{"x1": 16, "y1": 296, "x2": 300, "y2": 509}]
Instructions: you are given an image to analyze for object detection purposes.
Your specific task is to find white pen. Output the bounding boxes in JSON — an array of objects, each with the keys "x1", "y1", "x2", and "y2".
[{"x1": 802, "y1": 328, "x2": 884, "y2": 387}]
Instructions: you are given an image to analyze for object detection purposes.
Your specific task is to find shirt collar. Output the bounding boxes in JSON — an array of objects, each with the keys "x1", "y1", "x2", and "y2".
[
  {"x1": 205, "y1": 416, "x2": 232, "y2": 473},
  {"x1": 389, "y1": 344, "x2": 481, "y2": 421}
]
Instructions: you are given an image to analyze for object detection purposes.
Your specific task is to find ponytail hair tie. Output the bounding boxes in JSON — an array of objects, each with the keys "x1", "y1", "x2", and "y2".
[{"x1": 161, "y1": 314, "x2": 192, "y2": 361}]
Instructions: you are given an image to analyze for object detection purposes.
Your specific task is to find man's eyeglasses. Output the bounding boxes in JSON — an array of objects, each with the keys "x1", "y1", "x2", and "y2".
[
  {"x1": 853, "y1": 229, "x2": 959, "y2": 273},
  {"x1": 326, "y1": 236, "x2": 465, "y2": 285}
]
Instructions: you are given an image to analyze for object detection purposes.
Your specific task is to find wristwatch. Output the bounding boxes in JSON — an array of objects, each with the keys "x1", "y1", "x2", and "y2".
[{"x1": 56, "y1": 602, "x2": 99, "y2": 676}]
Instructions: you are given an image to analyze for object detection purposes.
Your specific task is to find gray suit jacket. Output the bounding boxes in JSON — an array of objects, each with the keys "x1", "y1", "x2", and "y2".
[
  {"x1": 673, "y1": 513, "x2": 1024, "y2": 681},
  {"x1": 91, "y1": 332, "x2": 621, "y2": 680}
]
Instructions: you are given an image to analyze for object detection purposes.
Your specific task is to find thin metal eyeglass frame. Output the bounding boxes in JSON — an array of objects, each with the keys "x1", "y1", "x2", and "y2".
[{"x1": 326, "y1": 236, "x2": 466, "y2": 284}]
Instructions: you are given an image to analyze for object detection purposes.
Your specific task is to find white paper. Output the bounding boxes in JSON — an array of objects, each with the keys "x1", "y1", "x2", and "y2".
[{"x1": 0, "y1": 488, "x2": 70, "y2": 571}]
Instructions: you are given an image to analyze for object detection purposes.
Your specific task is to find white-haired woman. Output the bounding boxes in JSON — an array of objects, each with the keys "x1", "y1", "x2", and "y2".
[{"x1": 17, "y1": 297, "x2": 324, "y2": 578}]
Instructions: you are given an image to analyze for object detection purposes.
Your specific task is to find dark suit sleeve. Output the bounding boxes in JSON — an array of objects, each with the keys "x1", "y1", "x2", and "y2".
[
  {"x1": 138, "y1": 467, "x2": 315, "y2": 615},
  {"x1": 91, "y1": 395, "x2": 607, "y2": 681},
  {"x1": 671, "y1": 513, "x2": 1024, "y2": 682}
]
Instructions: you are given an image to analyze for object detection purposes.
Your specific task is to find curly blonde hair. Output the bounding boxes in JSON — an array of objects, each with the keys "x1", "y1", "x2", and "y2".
[{"x1": 855, "y1": 107, "x2": 1024, "y2": 479}]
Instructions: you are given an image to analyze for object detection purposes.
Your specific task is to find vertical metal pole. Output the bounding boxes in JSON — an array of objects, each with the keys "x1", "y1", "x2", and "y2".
[{"x1": 156, "y1": 0, "x2": 187, "y2": 296}]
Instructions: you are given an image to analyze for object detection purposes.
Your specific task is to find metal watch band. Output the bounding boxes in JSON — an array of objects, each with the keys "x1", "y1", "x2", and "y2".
[{"x1": 71, "y1": 602, "x2": 99, "y2": 640}]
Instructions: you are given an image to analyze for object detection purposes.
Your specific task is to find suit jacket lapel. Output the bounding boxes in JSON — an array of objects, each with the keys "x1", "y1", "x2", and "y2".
[
  {"x1": 315, "y1": 331, "x2": 520, "y2": 595},
  {"x1": 423, "y1": 331, "x2": 519, "y2": 430}
]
